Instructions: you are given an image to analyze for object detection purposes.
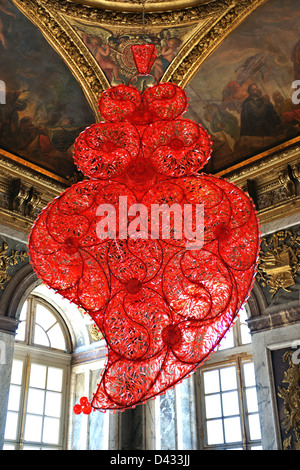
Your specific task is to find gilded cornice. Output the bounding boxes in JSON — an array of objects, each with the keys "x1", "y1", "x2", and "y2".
[
  {"x1": 0, "y1": 142, "x2": 300, "y2": 235},
  {"x1": 12, "y1": 0, "x2": 267, "y2": 115},
  {"x1": 69, "y1": 0, "x2": 212, "y2": 13}
]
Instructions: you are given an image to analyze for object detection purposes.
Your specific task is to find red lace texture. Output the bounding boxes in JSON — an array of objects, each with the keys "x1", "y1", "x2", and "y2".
[{"x1": 28, "y1": 80, "x2": 260, "y2": 413}]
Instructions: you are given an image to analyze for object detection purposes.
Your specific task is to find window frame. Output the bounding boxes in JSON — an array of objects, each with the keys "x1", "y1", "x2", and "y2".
[
  {"x1": 196, "y1": 306, "x2": 262, "y2": 450},
  {"x1": 198, "y1": 354, "x2": 262, "y2": 450},
  {"x1": 4, "y1": 295, "x2": 72, "y2": 450},
  {"x1": 16, "y1": 295, "x2": 72, "y2": 353}
]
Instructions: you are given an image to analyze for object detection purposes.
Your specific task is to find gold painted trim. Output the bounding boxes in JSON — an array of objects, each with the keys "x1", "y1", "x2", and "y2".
[
  {"x1": 48, "y1": 0, "x2": 232, "y2": 27},
  {"x1": 215, "y1": 136, "x2": 300, "y2": 178},
  {"x1": 70, "y1": 0, "x2": 212, "y2": 12},
  {"x1": 0, "y1": 148, "x2": 70, "y2": 185}
]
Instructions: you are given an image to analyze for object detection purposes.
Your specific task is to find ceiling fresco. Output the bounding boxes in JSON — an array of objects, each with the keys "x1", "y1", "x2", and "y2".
[
  {"x1": 0, "y1": 0, "x2": 95, "y2": 180},
  {"x1": 186, "y1": 0, "x2": 300, "y2": 173},
  {"x1": 67, "y1": 18, "x2": 199, "y2": 84},
  {"x1": 0, "y1": 0, "x2": 299, "y2": 181}
]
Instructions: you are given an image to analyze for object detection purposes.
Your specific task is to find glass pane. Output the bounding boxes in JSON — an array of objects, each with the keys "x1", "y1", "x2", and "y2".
[
  {"x1": 27, "y1": 388, "x2": 45, "y2": 415},
  {"x1": 23, "y1": 445, "x2": 42, "y2": 450},
  {"x1": 35, "y1": 304, "x2": 56, "y2": 330},
  {"x1": 220, "y1": 366, "x2": 237, "y2": 391},
  {"x1": 4, "y1": 411, "x2": 18, "y2": 440},
  {"x1": 203, "y1": 370, "x2": 220, "y2": 394},
  {"x1": 244, "y1": 362, "x2": 256, "y2": 387},
  {"x1": 3, "y1": 444, "x2": 16, "y2": 450},
  {"x1": 10, "y1": 360, "x2": 23, "y2": 385},
  {"x1": 238, "y1": 306, "x2": 248, "y2": 322},
  {"x1": 34, "y1": 324, "x2": 50, "y2": 347},
  {"x1": 29, "y1": 364, "x2": 46, "y2": 389},
  {"x1": 218, "y1": 328, "x2": 234, "y2": 350},
  {"x1": 205, "y1": 394, "x2": 222, "y2": 419},
  {"x1": 47, "y1": 367, "x2": 63, "y2": 392},
  {"x1": 239, "y1": 307, "x2": 251, "y2": 345},
  {"x1": 248, "y1": 414, "x2": 261, "y2": 440},
  {"x1": 15, "y1": 321, "x2": 26, "y2": 342},
  {"x1": 222, "y1": 391, "x2": 240, "y2": 416},
  {"x1": 45, "y1": 391, "x2": 62, "y2": 418},
  {"x1": 224, "y1": 416, "x2": 242, "y2": 443},
  {"x1": 42, "y1": 417, "x2": 60, "y2": 445},
  {"x1": 246, "y1": 388, "x2": 259, "y2": 413},
  {"x1": 19, "y1": 301, "x2": 27, "y2": 321},
  {"x1": 206, "y1": 419, "x2": 224, "y2": 445},
  {"x1": 240, "y1": 323, "x2": 251, "y2": 345},
  {"x1": 7, "y1": 385, "x2": 21, "y2": 411},
  {"x1": 47, "y1": 323, "x2": 66, "y2": 350},
  {"x1": 24, "y1": 414, "x2": 43, "y2": 442}
]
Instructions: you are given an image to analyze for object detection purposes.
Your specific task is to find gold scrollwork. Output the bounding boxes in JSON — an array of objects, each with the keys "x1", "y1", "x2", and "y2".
[
  {"x1": 257, "y1": 230, "x2": 300, "y2": 297},
  {"x1": 277, "y1": 351, "x2": 300, "y2": 450},
  {"x1": 0, "y1": 241, "x2": 28, "y2": 290},
  {"x1": 90, "y1": 323, "x2": 103, "y2": 342}
]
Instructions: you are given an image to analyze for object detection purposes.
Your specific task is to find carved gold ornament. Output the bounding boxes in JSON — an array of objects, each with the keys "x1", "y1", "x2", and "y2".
[
  {"x1": 90, "y1": 323, "x2": 103, "y2": 342},
  {"x1": 277, "y1": 351, "x2": 300, "y2": 450},
  {"x1": 0, "y1": 241, "x2": 28, "y2": 290},
  {"x1": 257, "y1": 230, "x2": 300, "y2": 297}
]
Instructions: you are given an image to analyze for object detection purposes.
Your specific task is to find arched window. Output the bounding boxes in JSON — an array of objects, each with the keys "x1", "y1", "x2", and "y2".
[{"x1": 3, "y1": 290, "x2": 72, "y2": 450}]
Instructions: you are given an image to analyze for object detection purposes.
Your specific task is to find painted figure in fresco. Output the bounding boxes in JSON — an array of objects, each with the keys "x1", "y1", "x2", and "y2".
[
  {"x1": 153, "y1": 37, "x2": 182, "y2": 80},
  {"x1": 240, "y1": 83, "x2": 281, "y2": 137},
  {"x1": 203, "y1": 103, "x2": 239, "y2": 150},
  {"x1": 82, "y1": 34, "x2": 120, "y2": 82},
  {"x1": 291, "y1": 39, "x2": 300, "y2": 81},
  {"x1": 0, "y1": 0, "x2": 16, "y2": 49}
]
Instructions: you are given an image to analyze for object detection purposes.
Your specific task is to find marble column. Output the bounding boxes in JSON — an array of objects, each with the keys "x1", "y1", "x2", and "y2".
[
  {"x1": 0, "y1": 329, "x2": 15, "y2": 449},
  {"x1": 118, "y1": 400, "x2": 156, "y2": 450}
]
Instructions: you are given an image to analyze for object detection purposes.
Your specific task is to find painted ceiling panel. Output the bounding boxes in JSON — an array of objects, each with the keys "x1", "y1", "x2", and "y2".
[
  {"x1": 0, "y1": 0, "x2": 95, "y2": 179},
  {"x1": 0, "y1": 0, "x2": 299, "y2": 182},
  {"x1": 186, "y1": 0, "x2": 300, "y2": 173}
]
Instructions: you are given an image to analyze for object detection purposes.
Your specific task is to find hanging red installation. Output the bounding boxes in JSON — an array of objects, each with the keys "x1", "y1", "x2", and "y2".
[{"x1": 28, "y1": 45, "x2": 260, "y2": 413}]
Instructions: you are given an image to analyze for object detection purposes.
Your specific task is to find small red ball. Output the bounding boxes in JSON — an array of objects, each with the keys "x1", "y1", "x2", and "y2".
[
  {"x1": 73, "y1": 404, "x2": 82, "y2": 415},
  {"x1": 162, "y1": 324, "x2": 182, "y2": 347},
  {"x1": 82, "y1": 404, "x2": 92, "y2": 415},
  {"x1": 79, "y1": 396, "x2": 89, "y2": 406}
]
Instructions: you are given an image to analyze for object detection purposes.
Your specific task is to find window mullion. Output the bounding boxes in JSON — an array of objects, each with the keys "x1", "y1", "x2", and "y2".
[
  {"x1": 27, "y1": 297, "x2": 36, "y2": 346},
  {"x1": 18, "y1": 354, "x2": 31, "y2": 450},
  {"x1": 218, "y1": 369, "x2": 226, "y2": 445},
  {"x1": 236, "y1": 357, "x2": 247, "y2": 450}
]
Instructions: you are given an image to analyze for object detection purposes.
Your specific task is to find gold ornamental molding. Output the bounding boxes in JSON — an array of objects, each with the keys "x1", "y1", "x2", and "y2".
[
  {"x1": 257, "y1": 230, "x2": 300, "y2": 298},
  {"x1": 69, "y1": 0, "x2": 212, "y2": 12},
  {"x1": 0, "y1": 241, "x2": 28, "y2": 290},
  {"x1": 223, "y1": 137, "x2": 300, "y2": 226},
  {"x1": 11, "y1": 0, "x2": 267, "y2": 115},
  {"x1": 277, "y1": 350, "x2": 300, "y2": 450},
  {"x1": 0, "y1": 142, "x2": 300, "y2": 236},
  {"x1": 0, "y1": 148, "x2": 68, "y2": 233}
]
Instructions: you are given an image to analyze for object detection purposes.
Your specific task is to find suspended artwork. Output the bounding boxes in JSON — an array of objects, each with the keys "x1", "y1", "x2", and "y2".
[{"x1": 28, "y1": 45, "x2": 260, "y2": 413}]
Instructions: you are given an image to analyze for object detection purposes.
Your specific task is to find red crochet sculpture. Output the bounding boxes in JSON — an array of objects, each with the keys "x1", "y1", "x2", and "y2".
[{"x1": 28, "y1": 45, "x2": 260, "y2": 413}]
